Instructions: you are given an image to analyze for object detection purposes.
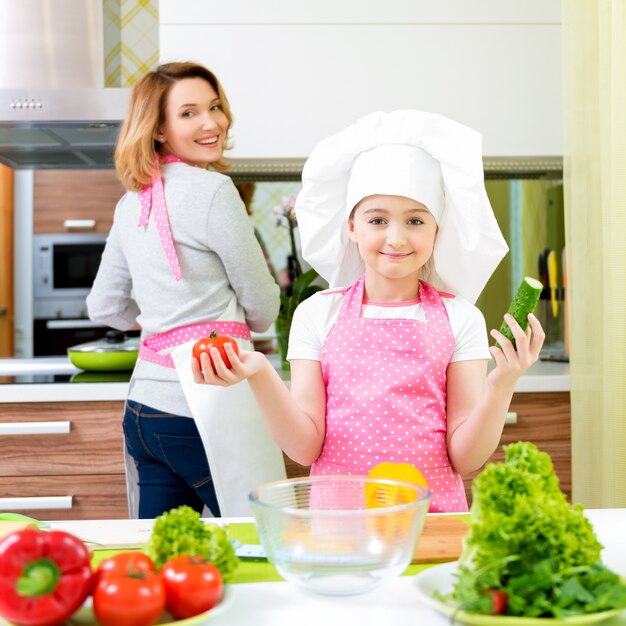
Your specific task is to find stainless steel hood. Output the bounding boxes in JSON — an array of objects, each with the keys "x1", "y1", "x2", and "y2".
[{"x1": 0, "y1": 0, "x2": 130, "y2": 169}]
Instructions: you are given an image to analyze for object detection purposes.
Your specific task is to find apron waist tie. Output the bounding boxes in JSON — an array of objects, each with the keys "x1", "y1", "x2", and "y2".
[{"x1": 139, "y1": 321, "x2": 251, "y2": 368}]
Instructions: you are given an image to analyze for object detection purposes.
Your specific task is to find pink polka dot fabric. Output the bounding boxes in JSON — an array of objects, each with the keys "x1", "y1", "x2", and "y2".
[
  {"x1": 138, "y1": 154, "x2": 184, "y2": 281},
  {"x1": 139, "y1": 321, "x2": 251, "y2": 368},
  {"x1": 310, "y1": 275, "x2": 468, "y2": 513}
]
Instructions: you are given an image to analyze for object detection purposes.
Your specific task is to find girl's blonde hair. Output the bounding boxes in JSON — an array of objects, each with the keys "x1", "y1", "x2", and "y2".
[{"x1": 115, "y1": 62, "x2": 234, "y2": 191}]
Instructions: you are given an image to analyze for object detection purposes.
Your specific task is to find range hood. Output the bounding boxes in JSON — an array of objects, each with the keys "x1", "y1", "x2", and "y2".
[{"x1": 0, "y1": 0, "x2": 130, "y2": 169}]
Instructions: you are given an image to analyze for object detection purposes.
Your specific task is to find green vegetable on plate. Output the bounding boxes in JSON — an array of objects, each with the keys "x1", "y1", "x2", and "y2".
[
  {"x1": 445, "y1": 442, "x2": 626, "y2": 618},
  {"x1": 496, "y1": 276, "x2": 543, "y2": 349},
  {"x1": 143, "y1": 505, "x2": 238, "y2": 582}
]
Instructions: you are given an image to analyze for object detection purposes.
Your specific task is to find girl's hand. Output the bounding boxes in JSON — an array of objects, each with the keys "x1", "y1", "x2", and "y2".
[
  {"x1": 191, "y1": 343, "x2": 267, "y2": 387},
  {"x1": 487, "y1": 313, "x2": 545, "y2": 390}
]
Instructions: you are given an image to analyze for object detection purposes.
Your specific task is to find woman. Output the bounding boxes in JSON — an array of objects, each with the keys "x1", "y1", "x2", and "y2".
[{"x1": 87, "y1": 62, "x2": 280, "y2": 518}]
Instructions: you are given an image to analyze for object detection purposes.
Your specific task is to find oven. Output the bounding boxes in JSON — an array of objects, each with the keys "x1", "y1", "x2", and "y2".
[{"x1": 32, "y1": 233, "x2": 111, "y2": 356}]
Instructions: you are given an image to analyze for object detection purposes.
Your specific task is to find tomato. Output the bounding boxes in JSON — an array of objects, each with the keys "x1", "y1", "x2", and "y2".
[
  {"x1": 485, "y1": 589, "x2": 508, "y2": 614},
  {"x1": 160, "y1": 555, "x2": 223, "y2": 619},
  {"x1": 93, "y1": 569, "x2": 165, "y2": 626},
  {"x1": 192, "y1": 331, "x2": 239, "y2": 373},
  {"x1": 95, "y1": 552, "x2": 156, "y2": 584}
]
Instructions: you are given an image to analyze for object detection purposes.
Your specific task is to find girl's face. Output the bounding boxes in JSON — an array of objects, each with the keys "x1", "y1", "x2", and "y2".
[
  {"x1": 158, "y1": 77, "x2": 229, "y2": 166},
  {"x1": 348, "y1": 194, "x2": 438, "y2": 287}
]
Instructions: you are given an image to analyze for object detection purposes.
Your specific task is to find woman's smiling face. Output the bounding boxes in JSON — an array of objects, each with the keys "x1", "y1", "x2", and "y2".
[
  {"x1": 158, "y1": 77, "x2": 229, "y2": 167},
  {"x1": 348, "y1": 194, "x2": 438, "y2": 285}
]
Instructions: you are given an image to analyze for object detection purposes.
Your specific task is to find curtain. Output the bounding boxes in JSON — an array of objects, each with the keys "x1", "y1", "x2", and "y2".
[{"x1": 562, "y1": 0, "x2": 626, "y2": 506}]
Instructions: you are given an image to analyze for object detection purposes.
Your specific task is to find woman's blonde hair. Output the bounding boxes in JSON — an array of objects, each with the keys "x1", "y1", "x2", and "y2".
[{"x1": 115, "y1": 62, "x2": 234, "y2": 191}]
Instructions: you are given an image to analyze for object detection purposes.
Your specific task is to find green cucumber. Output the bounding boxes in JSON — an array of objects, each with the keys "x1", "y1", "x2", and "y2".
[{"x1": 496, "y1": 276, "x2": 543, "y2": 349}]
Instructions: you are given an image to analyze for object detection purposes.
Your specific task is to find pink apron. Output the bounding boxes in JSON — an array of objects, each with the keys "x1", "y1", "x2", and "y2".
[
  {"x1": 135, "y1": 154, "x2": 252, "y2": 367},
  {"x1": 311, "y1": 275, "x2": 468, "y2": 512}
]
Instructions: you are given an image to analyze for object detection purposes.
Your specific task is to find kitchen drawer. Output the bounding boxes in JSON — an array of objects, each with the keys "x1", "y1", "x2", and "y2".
[
  {"x1": 0, "y1": 474, "x2": 128, "y2": 520},
  {"x1": 0, "y1": 401, "x2": 125, "y2": 476},
  {"x1": 33, "y1": 170, "x2": 124, "y2": 235},
  {"x1": 462, "y1": 391, "x2": 571, "y2": 503}
]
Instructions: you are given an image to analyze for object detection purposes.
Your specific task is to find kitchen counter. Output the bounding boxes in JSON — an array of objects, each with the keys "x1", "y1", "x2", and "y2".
[
  {"x1": 0, "y1": 357, "x2": 569, "y2": 403},
  {"x1": 44, "y1": 508, "x2": 626, "y2": 626}
]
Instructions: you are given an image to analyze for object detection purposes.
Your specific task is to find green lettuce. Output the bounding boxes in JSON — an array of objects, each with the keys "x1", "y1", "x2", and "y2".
[
  {"x1": 447, "y1": 442, "x2": 626, "y2": 617},
  {"x1": 144, "y1": 505, "x2": 238, "y2": 582}
]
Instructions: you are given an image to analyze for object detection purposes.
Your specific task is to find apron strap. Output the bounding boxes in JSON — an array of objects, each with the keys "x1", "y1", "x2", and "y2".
[{"x1": 139, "y1": 321, "x2": 251, "y2": 368}]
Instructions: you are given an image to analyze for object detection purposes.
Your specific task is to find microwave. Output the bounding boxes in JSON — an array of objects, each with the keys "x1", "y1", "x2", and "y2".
[{"x1": 33, "y1": 233, "x2": 107, "y2": 319}]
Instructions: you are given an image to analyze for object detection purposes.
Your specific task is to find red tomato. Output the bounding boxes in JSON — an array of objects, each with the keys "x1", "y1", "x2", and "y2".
[
  {"x1": 93, "y1": 569, "x2": 165, "y2": 626},
  {"x1": 161, "y1": 555, "x2": 223, "y2": 619},
  {"x1": 95, "y1": 552, "x2": 156, "y2": 584},
  {"x1": 192, "y1": 331, "x2": 239, "y2": 373},
  {"x1": 485, "y1": 589, "x2": 508, "y2": 614}
]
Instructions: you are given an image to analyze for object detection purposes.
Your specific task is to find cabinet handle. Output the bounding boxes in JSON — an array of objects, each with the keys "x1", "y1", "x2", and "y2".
[
  {"x1": 0, "y1": 497, "x2": 73, "y2": 511},
  {"x1": 505, "y1": 411, "x2": 518, "y2": 425},
  {"x1": 46, "y1": 319, "x2": 105, "y2": 330},
  {"x1": 63, "y1": 219, "x2": 96, "y2": 230},
  {"x1": 0, "y1": 421, "x2": 71, "y2": 436}
]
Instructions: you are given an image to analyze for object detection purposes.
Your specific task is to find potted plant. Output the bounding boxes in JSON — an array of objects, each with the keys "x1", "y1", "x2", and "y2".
[
  {"x1": 273, "y1": 192, "x2": 325, "y2": 370},
  {"x1": 275, "y1": 269, "x2": 323, "y2": 371}
]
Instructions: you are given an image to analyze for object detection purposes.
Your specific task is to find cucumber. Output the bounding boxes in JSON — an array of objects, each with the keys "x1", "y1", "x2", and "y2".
[{"x1": 496, "y1": 276, "x2": 543, "y2": 349}]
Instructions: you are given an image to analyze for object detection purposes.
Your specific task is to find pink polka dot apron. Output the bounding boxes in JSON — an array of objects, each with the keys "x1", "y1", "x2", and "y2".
[
  {"x1": 311, "y1": 275, "x2": 468, "y2": 512},
  {"x1": 128, "y1": 155, "x2": 286, "y2": 516},
  {"x1": 135, "y1": 154, "x2": 252, "y2": 368}
]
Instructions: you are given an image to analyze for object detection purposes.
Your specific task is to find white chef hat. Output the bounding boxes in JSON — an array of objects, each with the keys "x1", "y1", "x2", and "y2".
[{"x1": 294, "y1": 110, "x2": 509, "y2": 303}]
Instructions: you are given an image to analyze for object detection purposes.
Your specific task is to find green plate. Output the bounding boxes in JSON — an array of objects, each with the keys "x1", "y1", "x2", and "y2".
[{"x1": 413, "y1": 561, "x2": 623, "y2": 626}]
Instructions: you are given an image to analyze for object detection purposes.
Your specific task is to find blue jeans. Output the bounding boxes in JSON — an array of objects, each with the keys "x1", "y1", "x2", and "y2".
[{"x1": 123, "y1": 399, "x2": 221, "y2": 519}]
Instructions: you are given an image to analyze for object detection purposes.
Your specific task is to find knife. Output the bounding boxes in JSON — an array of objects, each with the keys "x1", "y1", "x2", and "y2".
[
  {"x1": 547, "y1": 250, "x2": 558, "y2": 318},
  {"x1": 231, "y1": 540, "x2": 267, "y2": 559},
  {"x1": 537, "y1": 250, "x2": 549, "y2": 300}
]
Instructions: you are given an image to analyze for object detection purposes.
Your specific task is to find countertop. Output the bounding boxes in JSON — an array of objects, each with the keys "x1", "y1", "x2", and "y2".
[
  {"x1": 44, "y1": 508, "x2": 626, "y2": 626},
  {"x1": 0, "y1": 355, "x2": 569, "y2": 404}
]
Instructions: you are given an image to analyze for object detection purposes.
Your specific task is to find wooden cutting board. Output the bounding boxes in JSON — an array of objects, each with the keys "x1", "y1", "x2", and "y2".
[{"x1": 412, "y1": 515, "x2": 469, "y2": 564}]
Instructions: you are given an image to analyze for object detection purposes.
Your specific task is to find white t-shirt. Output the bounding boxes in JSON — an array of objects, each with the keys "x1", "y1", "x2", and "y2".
[{"x1": 287, "y1": 287, "x2": 491, "y2": 363}]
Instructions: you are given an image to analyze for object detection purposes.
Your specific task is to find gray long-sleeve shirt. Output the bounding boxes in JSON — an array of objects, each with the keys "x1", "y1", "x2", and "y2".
[{"x1": 87, "y1": 162, "x2": 280, "y2": 416}]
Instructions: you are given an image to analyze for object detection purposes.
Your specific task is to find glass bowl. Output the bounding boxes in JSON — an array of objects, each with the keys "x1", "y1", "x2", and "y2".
[{"x1": 249, "y1": 475, "x2": 431, "y2": 596}]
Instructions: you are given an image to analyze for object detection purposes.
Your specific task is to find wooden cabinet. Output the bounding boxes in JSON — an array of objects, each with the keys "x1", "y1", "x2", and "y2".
[
  {"x1": 0, "y1": 164, "x2": 13, "y2": 357},
  {"x1": 462, "y1": 392, "x2": 571, "y2": 504},
  {"x1": 283, "y1": 392, "x2": 572, "y2": 505},
  {"x1": 0, "y1": 400, "x2": 128, "y2": 520},
  {"x1": 0, "y1": 391, "x2": 570, "y2": 520},
  {"x1": 33, "y1": 170, "x2": 124, "y2": 235}
]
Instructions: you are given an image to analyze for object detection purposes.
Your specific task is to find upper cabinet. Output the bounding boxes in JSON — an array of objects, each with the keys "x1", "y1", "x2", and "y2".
[
  {"x1": 33, "y1": 171, "x2": 123, "y2": 234},
  {"x1": 159, "y1": 0, "x2": 562, "y2": 159}
]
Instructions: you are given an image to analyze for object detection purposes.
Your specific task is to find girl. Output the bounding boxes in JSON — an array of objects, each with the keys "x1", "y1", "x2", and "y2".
[
  {"x1": 87, "y1": 62, "x2": 280, "y2": 518},
  {"x1": 193, "y1": 110, "x2": 544, "y2": 512}
]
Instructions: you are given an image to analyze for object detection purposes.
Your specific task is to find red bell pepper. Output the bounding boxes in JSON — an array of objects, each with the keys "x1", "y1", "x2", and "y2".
[{"x1": 0, "y1": 527, "x2": 93, "y2": 626}]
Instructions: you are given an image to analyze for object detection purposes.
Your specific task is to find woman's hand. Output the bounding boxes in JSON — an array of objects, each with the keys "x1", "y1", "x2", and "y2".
[
  {"x1": 191, "y1": 343, "x2": 268, "y2": 386},
  {"x1": 487, "y1": 313, "x2": 545, "y2": 390}
]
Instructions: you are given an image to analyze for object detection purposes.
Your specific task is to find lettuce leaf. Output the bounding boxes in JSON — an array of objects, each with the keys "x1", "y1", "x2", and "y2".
[
  {"x1": 447, "y1": 442, "x2": 626, "y2": 617},
  {"x1": 143, "y1": 505, "x2": 238, "y2": 581}
]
